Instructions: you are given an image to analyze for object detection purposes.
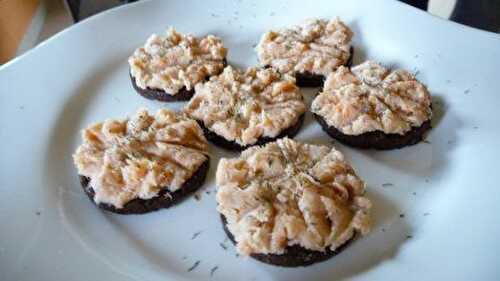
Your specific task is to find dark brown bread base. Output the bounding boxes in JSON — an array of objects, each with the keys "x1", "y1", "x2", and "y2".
[
  {"x1": 314, "y1": 113, "x2": 432, "y2": 150},
  {"x1": 130, "y1": 59, "x2": 227, "y2": 102},
  {"x1": 130, "y1": 73, "x2": 195, "y2": 101},
  {"x1": 197, "y1": 113, "x2": 305, "y2": 151},
  {"x1": 79, "y1": 159, "x2": 209, "y2": 214},
  {"x1": 221, "y1": 215, "x2": 353, "y2": 267},
  {"x1": 295, "y1": 47, "x2": 354, "y2": 87}
]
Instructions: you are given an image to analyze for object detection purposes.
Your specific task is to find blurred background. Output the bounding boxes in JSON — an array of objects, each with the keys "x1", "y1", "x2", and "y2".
[{"x1": 1, "y1": 0, "x2": 499, "y2": 65}]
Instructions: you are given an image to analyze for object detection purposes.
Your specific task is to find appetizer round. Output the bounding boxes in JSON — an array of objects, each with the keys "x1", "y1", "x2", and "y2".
[
  {"x1": 256, "y1": 18, "x2": 353, "y2": 87},
  {"x1": 128, "y1": 28, "x2": 227, "y2": 101},
  {"x1": 184, "y1": 66, "x2": 306, "y2": 151},
  {"x1": 73, "y1": 109, "x2": 210, "y2": 214},
  {"x1": 216, "y1": 138, "x2": 371, "y2": 266},
  {"x1": 311, "y1": 61, "x2": 432, "y2": 149}
]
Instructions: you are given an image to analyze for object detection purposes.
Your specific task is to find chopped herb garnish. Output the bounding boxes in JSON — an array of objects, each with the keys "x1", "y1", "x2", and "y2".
[
  {"x1": 191, "y1": 231, "x2": 203, "y2": 240},
  {"x1": 406, "y1": 235, "x2": 413, "y2": 239},
  {"x1": 399, "y1": 214, "x2": 405, "y2": 218},
  {"x1": 210, "y1": 266, "x2": 219, "y2": 277},
  {"x1": 382, "y1": 183, "x2": 394, "y2": 187},
  {"x1": 187, "y1": 260, "x2": 200, "y2": 272},
  {"x1": 194, "y1": 193, "x2": 201, "y2": 201},
  {"x1": 423, "y1": 212, "x2": 430, "y2": 216},
  {"x1": 219, "y1": 243, "x2": 227, "y2": 250}
]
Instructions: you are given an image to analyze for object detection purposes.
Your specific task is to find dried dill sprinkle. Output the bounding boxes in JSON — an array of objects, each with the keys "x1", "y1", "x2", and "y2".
[
  {"x1": 382, "y1": 183, "x2": 394, "y2": 187},
  {"x1": 219, "y1": 243, "x2": 227, "y2": 250},
  {"x1": 406, "y1": 235, "x2": 413, "y2": 239},
  {"x1": 210, "y1": 266, "x2": 219, "y2": 277},
  {"x1": 187, "y1": 260, "x2": 200, "y2": 272},
  {"x1": 399, "y1": 214, "x2": 405, "y2": 218},
  {"x1": 191, "y1": 231, "x2": 203, "y2": 240},
  {"x1": 194, "y1": 193, "x2": 201, "y2": 201}
]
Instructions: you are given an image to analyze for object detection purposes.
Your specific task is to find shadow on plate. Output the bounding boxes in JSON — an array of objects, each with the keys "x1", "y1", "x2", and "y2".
[
  {"x1": 355, "y1": 95, "x2": 461, "y2": 181},
  {"x1": 263, "y1": 189, "x2": 409, "y2": 280}
]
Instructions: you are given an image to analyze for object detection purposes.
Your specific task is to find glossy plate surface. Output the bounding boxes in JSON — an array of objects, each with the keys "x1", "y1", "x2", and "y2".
[{"x1": 1, "y1": 0, "x2": 500, "y2": 280}]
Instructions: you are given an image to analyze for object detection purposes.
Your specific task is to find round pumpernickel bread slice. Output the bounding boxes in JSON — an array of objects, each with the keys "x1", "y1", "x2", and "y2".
[
  {"x1": 314, "y1": 113, "x2": 432, "y2": 150},
  {"x1": 311, "y1": 61, "x2": 433, "y2": 149},
  {"x1": 79, "y1": 159, "x2": 209, "y2": 214},
  {"x1": 257, "y1": 19, "x2": 354, "y2": 88},
  {"x1": 294, "y1": 47, "x2": 354, "y2": 88},
  {"x1": 216, "y1": 138, "x2": 371, "y2": 266},
  {"x1": 73, "y1": 109, "x2": 211, "y2": 215},
  {"x1": 220, "y1": 214, "x2": 353, "y2": 267},
  {"x1": 128, "y1": 28, "x2": 227, "y2": 102},
  {"x1": 196, "y1": 113, "x2": 305, "y2": 151},
  {"x1": 184, "y1": 66, "x2": 307, "y2": 151}
]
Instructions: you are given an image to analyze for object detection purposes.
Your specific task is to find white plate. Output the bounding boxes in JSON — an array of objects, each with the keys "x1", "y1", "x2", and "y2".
[{"x1": 1, "y1": 0, "x2": 500, "y2": 280}]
